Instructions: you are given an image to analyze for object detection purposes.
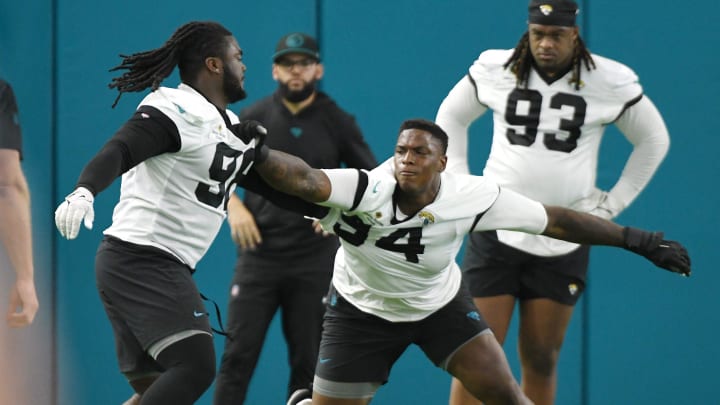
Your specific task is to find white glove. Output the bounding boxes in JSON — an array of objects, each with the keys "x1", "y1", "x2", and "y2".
[{"x1": 55, "y1": 187, "x2": 95, "y2": 239}]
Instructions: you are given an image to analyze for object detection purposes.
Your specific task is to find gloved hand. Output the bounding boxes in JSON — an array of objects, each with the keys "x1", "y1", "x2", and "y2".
[
  {"x1": 231, "y1": 120, "x2": 267, "y2": 146},
  {"x1": 55, "y1": 187, "x2": 95, "y2": 240},
  {"x1": 622, "y1": 227, "x2": 691, "y2": 277},
  {"x1": 231, "y1": 120, "x2": 269, "y2": 163}
]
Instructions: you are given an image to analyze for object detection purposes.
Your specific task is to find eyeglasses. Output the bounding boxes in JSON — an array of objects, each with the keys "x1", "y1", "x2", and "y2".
[{"x1": 276, "y1": 58, "x2": 318, "y2": 70}]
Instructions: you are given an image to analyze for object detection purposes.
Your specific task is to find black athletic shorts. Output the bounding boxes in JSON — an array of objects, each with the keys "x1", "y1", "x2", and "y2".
[
  {"x1": 315, "y1": 282, "x2": 488, "y2": 384},
  {"x1": 462, "y1": 231, "x2": 590, "y2": 305},
  {"x1": 95, "y1": 236, "x2": 211, "y2": 374}
]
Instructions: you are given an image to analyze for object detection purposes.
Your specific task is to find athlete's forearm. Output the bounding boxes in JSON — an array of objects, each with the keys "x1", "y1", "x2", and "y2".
[
  {"x1": 542, "y1": 205, "x2": 625, "y2": 247},
  {"x1": 0, "y1": 170, "x2": 34, "y2": 281},
  {"x1": 253, "y1": 149, "x2": 331, "y2": 203}
]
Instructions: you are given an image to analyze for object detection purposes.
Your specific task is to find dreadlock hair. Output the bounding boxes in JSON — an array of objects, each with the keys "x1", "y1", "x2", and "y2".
[
  {"x1": 503, "y1": 31, "x2": 595, "y2": 90},
  {"x1": 108, "y1": 21, "x2": 232, "y2": 108}
]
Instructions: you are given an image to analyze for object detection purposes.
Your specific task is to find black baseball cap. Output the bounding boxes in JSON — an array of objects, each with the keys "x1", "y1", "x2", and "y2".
[
  {"x1": 272, "y1": 32, "x2": 320, "y2": 62},
  {"x1": 528, "y1": 0, "x2": 579, "y2": 26}
]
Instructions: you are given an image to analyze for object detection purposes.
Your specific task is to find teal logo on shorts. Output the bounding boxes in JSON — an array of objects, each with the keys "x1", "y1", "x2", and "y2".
[
  {"x1": 466, "y1": 311, "x2": 481, "y2": 321},
  {"x1": 193, "y1": 311, "x2": 206, "y2": 318},
  {"x1": 319, "y1": 358, "x2": 332, "y2": 364}
]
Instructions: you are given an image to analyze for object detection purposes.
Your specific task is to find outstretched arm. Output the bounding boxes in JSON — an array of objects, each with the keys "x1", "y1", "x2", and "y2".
[
  {"x1": 543, "y1": 206, "x2": 625, "y2": 246},
  {"x1": 543, "y1": 206, "x2": 691, "y2": 276},
  {"x1": 55, "y1": 107, "x2": 180, "y2": 239},
  {"x1": 253, "y1": 149, "x2": 332, "y2": 203}
]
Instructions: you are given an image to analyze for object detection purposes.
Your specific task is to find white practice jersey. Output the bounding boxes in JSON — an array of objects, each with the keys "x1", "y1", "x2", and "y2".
[
  {"x1": 438, "y1": 49, "x2": 663, "y2": 256},
  {"x1": 104, "y1": 84, "x2": 258, "y2": 268},
  {"x1": 319, "y1": 161, "x2": 548, "y2": 322}
]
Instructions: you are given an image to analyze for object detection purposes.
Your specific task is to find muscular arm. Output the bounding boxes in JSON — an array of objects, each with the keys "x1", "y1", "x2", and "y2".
[
  {"x1": 543, "y1": 204, "x2": 690, "y2": 276},
  {"x1": 252, "y1": 149, "x2": 331, "y2": 203},
  {"x1": 542, "y1": 205, "x2": 625, "y2": 246}
]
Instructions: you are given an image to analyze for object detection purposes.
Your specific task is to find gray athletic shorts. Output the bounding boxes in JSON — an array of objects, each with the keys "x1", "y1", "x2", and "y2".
[{"x1": 95, "y1": 236, "x2": 211, "y2": 374}]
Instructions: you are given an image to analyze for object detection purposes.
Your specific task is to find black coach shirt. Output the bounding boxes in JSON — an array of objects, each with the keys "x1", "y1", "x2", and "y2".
[
  {"x1": 239, "y1": 90, "x2": 377, "y2": 259},
  {"x1": 0, "y1": 80, "x2": 22, "y2": 155}
]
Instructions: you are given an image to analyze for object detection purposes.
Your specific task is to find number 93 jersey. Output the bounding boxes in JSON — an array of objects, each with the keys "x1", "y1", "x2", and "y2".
[
  {"x1": 469, "y1": 49, "x2": 642, "y2": 255},
  {"x1": 104, "y1": 84, "x2": 258, "y2": 269}
]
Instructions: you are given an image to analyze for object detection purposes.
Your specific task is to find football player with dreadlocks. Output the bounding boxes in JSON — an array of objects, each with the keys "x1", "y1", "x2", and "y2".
[
  {"x1": 435, "y1": 1, "x2": 672, "y2": 404},
  {"x1": 54, "y1": 21, "x2": 325, "y2": 405}
]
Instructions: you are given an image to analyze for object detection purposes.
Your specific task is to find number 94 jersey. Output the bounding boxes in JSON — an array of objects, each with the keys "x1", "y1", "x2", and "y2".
[
  {"x1": 319, "y1": 162, "x2": 547, "y2": 322},
  {"x1": 104, "y1": 84, "x2": 257, "y2": 269}
]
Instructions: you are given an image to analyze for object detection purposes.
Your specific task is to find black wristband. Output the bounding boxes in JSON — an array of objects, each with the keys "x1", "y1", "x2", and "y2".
[{"x1": 622, "y1": 226, "x2": 662, "y2": 254}]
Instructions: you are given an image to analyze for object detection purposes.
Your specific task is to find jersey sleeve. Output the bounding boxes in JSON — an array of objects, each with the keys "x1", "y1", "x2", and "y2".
[
  {"x1": 600, "y1": 95, "x2": 669, "y2": 217},
  {"x1": 473, "y1": 187, "x2": 548, "y2": 234},
  {"x1": 593, "y1": 55, "x2": 644, "y2": 116},
  {"x1": 76, "y1": 106, "x2": 180, "y2": 195},
  {"x1": 319, "y1": 160, "x2": 395, "y2": 213},
  {"x1": 467, "y1": 49, "x2": 514, "y2": 97},
  {"x1": 435, "y1": 74, "x2": 487, "y2": 174}
]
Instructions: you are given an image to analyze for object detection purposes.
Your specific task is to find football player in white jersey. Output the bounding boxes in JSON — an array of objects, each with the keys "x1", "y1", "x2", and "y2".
[
  {"x1": 435, "y1": 1, "x2": 672, "y2": 404},
  {"x1": 250, "y1": 118, "x2": 689, "y2": 405},
  {"x1": 53, "y1": 21, "x2": 328, "y2": 405}
]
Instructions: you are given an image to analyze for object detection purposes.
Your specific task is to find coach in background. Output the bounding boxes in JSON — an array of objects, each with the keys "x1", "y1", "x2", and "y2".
[{"x1": 214, "y1": 32, "x2": 377, "y2": 405}]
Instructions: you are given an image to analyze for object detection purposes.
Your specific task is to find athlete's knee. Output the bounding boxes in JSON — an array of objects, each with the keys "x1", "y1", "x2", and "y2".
[
  {"x1": 156, "y1": 334, "x2": 217, "y2": 387},
  {"x1": 519, "y1": 341, "x2": 560, "y2": 377},
  {"x1": 464, "y1": 375, "x2": 525, "y2": 405},
  {"x1": 123, "y1": 371, "x2": 160, "y2": 394}
]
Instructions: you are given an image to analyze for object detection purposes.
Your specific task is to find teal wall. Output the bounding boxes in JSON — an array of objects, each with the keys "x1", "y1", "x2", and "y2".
[{"x1": 2, "y1": 0, "x2": 718, "y2": 404}]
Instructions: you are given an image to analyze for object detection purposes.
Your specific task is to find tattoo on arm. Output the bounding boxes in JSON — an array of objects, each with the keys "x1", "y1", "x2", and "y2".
[{"x1": 253, "y1": 149, "x2": 330, "y2": 202}]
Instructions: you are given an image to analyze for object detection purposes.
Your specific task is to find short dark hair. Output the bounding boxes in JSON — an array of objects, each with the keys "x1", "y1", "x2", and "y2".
[
  {"x1": 108, "y1": 21, "x2": 232, "y2": 107},
  {"x1": 399, "y1": 119, "x2": 448, "y2": 154}
]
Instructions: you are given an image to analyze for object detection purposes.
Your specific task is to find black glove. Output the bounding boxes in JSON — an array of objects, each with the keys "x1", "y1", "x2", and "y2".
[
  {"x1": 231, "y1": 120, "x2": 269, "y2": 163},
  {"x1": 622, "y1": 227, "x2": 691, "y2": 277}
]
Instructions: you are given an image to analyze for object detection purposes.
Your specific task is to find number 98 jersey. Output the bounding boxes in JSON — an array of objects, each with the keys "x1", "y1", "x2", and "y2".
[{"x1": 104, "y1": 84, "x2": 258, "y2": 269}]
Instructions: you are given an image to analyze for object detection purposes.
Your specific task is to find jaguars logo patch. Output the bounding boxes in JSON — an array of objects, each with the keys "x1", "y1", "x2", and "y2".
[
  {"x1": 418, "y1": 211, "x2": 435, "y2": 225},
  {"x1": 568, "y1": 283, "x2": 578, "y2": 296},
  {"x1": 539, "y1": 4, "x2": 553, "y2": 15}
]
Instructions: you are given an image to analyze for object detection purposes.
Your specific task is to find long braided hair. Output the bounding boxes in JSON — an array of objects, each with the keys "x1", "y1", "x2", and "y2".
[
  {"x1": 503, "y1": 31, "x2": 595, "y2": 90},
  {"x1": 108, "y1": 21, "x2": 232, "y2": 107}
]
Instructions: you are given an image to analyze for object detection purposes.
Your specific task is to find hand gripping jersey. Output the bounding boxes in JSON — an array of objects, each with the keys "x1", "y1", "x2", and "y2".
[
  {"x1": 104, "y1": 84, "x2": 258, "y2": 268},
  {"x1": 319, "y1": 161, "x2": 548, "y2": 322},
  {"x1": 468, "y1": 49, "x2": 643, "y2": 256}
]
